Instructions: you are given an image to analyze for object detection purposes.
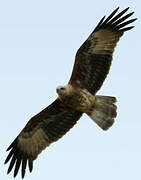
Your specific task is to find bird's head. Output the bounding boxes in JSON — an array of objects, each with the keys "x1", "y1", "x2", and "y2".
[
  {"x1": 56, "y1": 84, "x2": 73, "y2": 98},
  {"x1": 56, "y1": 85, "x2": 67, "y2": 96}
]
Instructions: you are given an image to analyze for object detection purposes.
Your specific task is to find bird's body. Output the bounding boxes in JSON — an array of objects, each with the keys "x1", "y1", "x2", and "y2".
[
  {"x1": 56, "y1": 84, "x2": 117, "y2": 130},
  {"x1": 5, "y1": 7, "x2": 137, "y2": 178},
  {"x1": 57, "y1": 84, "x2": 96, "y2": 112}
]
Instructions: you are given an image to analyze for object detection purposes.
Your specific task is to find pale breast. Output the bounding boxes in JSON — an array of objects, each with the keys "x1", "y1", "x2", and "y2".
[{"x1": 76, "y1": 88, "x2": 96, "y2": 112}]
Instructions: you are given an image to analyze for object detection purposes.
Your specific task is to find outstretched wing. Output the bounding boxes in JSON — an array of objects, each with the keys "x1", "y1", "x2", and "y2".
[
  {"x1": 69, "y1": 7, "x2": 136, "y2": 94},
  {"x1": 5, "y1": 99, "x2": 82, "y2": 178}
]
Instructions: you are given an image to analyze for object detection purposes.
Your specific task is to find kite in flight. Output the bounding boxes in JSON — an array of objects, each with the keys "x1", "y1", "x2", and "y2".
[{"x1": 5, "y1": 7, "x2": 136, "y2": 178}]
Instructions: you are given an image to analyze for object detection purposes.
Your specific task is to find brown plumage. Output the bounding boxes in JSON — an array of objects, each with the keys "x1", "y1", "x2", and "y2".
[
  {"x1": 5, "y1": 7, "x2": 136, "y2": 178},
  {"x1": 69, "y1": 7, "x2": 136, "y2": 94},
  {"x1": 5, "y1": 99, "x2": 82, "y2": 178}
]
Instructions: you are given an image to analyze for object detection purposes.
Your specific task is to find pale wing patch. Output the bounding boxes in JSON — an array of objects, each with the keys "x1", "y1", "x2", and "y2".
[
  {"x1": 88, "y1": 29, "x2": 123, "y2": 54},
  {"x1": 18, "y1": 128, "x2": 50, "y2": 159}
]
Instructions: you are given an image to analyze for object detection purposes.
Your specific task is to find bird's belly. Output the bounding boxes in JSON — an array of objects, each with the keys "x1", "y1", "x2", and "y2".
[
  {"x1": 76, "y1": 90, "x2": 96, "y2": 112},
  {"x1": 63, "y1": 89, "x2": 96, "y2": 113}
]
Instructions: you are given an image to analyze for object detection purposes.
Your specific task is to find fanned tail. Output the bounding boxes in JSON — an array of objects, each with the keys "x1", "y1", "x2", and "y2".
[{"x1": 87, "y1": 95, "x2": 117, "y2": 130}]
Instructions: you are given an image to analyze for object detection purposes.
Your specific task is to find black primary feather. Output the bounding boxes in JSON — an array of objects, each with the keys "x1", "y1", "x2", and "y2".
[{"x1": 94, "y1": 7, "x2": 137, "y2": 32}]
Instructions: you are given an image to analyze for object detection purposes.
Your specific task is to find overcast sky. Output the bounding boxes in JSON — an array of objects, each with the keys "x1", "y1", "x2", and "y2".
[{"x1": 1, "y1": 0, "x2": 141, "y2": 180}]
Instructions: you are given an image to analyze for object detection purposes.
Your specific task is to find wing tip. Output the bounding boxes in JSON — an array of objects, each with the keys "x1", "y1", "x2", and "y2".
[
  {"x1": 5, "y1": 139, "x2": 28, "y2": 179},
  {"x1": 117, "y1": 18, "x2": 137, "y2": 32},
  {"x1": 93, "y1": 7, "x2": 136, "y2": 32},
  {"x1": 22, "y1": 170, "x2": 26, "y2": 179},
  {"x1": 119, "y1": 25, "x2": 135, "y2": 32},
  {"x1": 125, "y1": 7, "x2": 130, "y2": 11},
  {"x1": 28, "y1": 159, "x2": 33, "y2": 173},
  {"x1": 14, "y1": 172, "x2": 18, "y2": 178},
  {"x1": 114, "y1": 6, "x2": 120, "y2": 12},
  {"x1": 6, "y1": 145, "x2": 13, "y2": 151},
  {"x1": 6, "y1": 138, "x2": 18, "y2": 151}
]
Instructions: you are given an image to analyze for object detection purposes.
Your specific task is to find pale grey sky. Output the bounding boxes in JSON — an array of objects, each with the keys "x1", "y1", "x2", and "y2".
[{"x1": 1, "y1": 0, "x2": 141, "y2": 180}]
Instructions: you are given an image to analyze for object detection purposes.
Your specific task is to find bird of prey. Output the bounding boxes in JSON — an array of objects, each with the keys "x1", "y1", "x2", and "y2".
[{"x1": 5, "y1": 7, "x2": 136, "y2": 178}]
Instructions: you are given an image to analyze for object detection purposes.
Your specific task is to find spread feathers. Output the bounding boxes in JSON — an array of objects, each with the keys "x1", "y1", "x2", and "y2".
[
  {"x1": 5, "y1": 7, "x2": 136, "y2": 178},
  {"x1": 5, "y1": 99, "x2": 82, "y2": 178}
]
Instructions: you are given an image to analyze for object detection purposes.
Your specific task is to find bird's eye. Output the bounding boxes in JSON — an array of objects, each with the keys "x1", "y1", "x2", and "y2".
[{"x1": 60, "y1": 87, "x2": 65, "y2": 90}]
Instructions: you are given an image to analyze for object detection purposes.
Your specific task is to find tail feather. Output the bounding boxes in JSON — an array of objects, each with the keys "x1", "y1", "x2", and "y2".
[{"x1": 87, "y1": 95, "x2": 117, "y2": 130}]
